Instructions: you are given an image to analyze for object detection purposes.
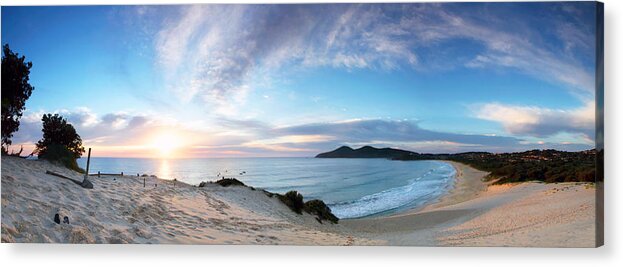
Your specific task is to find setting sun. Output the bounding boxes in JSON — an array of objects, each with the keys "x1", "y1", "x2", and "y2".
[{"x1": 150, "y1": 131, "x2": 184, "y2": 158}]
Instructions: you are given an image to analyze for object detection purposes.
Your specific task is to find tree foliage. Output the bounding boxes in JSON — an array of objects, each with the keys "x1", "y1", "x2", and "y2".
[
  {"x1": 36, "y1": 114, "x2": 85, "y2": 160},
  {"x1": 394, "y1": 149, "x2": 598, "y2": 184},
  {"x1": 1, "y1": 44, "x2": 34, "y2": 150},
  {"x1": 39, "y1": 144, "x2": 85, "y2": 173}
]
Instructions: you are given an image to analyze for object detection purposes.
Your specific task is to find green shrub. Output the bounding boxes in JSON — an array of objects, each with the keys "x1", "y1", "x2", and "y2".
[
  {"x1": 278, "y1": 190, "x2": 305, "y2": 214},
  {"x1": 36, "y1": 114, "x2": 85, "y2": 159},
  {"x1": 304, "y1": 199, "x2": 339, "y2": 224},
  {"x1": 273, "y1": 191, "x2": 339, "y2": 223},
  {"x1": 39, "y1": 144, "x2": 84, "y2": 173},
  {"x1": 215, "y1": 178, "x2": 245, "y2": 187}
]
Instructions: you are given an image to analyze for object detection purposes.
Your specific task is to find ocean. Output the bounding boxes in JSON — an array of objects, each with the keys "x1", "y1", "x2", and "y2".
[{"x1": 77, "y1": 157, "x2": 456, "y2": 219}]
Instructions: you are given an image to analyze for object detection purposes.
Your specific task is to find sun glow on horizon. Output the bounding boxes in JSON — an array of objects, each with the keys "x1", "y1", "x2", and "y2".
[{"x1": 149, "y1": 131, "x2": 185, "y2": 158}]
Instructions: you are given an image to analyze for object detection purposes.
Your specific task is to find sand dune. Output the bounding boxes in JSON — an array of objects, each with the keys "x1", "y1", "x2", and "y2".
[
  {"x1": 1, "y1": 156, "x2": 377, "y2": 245},
  {"x1": 1, "y1": 157, "x2": 596, "y2": 247}
]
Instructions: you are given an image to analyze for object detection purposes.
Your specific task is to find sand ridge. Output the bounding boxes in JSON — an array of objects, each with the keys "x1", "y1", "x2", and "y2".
[
  {"x1": 1, "y1": 156, "x2": 597, "y2": 247},
  {"x1": 1, "y1": 156, "x2": 379, "y2": 245}
]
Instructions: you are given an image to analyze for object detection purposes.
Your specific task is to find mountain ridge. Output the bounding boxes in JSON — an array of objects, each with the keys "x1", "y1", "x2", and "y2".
[{"x1": 314, "y1": 145, "x2": 416, "y2": 158}]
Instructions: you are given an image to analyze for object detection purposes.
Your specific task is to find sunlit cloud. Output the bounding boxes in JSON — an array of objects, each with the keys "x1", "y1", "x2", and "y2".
[{"x1": 474, "y1": 101, "x2": 595, "y2": 139}]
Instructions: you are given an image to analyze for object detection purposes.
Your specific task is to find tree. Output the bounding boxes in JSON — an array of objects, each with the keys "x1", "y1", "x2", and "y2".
[
  {"x1": 36, "y1": 114, "x2": 85, "y2": 161},
  {"x1": 1, "y1": 44, "x2": 34, "y2": 151}
]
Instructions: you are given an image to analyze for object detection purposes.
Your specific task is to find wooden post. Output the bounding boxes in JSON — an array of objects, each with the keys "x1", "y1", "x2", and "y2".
[
  {"x1": 143, "y1": 178, "x2": 146, "y2": 187},
  {"x1": 78, "y1": 148, "x2": 94, "y2": 189},
  {"x1": 84, "y1": 148, "x2": 92, "y2": 180}
]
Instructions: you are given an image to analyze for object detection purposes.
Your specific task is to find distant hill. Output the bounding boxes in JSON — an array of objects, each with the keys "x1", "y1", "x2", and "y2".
[
  {"x1": 315, "y1": 145, "x2": 416, "y2": 158},
  {"x1": 316, "y1": 145, "x2": 599, "y2": 184}
]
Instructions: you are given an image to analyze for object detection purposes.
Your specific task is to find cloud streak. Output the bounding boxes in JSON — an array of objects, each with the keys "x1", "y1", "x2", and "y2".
[
  {"x1": 10, "y1": 108, "x2": 592, "y2": 157},
  {"x1": 149, "y1": 3, "x2": 596, "y2": 111}
]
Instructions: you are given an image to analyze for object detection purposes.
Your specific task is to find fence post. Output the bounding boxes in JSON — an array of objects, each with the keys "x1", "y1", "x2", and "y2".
[
  {"x1": 79, "y1": 148, "x2": 94, "y2": 189},
  {"x1": 84, "y1": 148, "x2": 91, "y2": 178},
  {"x1": 143, "y1": 178, "x2": 146, "y2": 187}
]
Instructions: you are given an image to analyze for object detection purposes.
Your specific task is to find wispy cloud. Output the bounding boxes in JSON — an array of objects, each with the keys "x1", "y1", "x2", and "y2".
[
  {"x1": 146, "y1": 3, "x2": 596, "y2": 121},
  {"x1": 151, "y1": 4, "x2": 425, "y2": 114},
  {"x1": 7, "y1": 3, "x2": 598, "y2": 156}
]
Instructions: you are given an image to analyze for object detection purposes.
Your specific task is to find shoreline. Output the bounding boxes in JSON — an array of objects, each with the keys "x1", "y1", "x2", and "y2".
[
  {"x1": 340, "y1": 161, "x2": 597, "y2": 247},
  {"x1": 2, "y1": 156, "x2": 597, "y2": 246},
  {"x1": 338, "y1": 160, "x2": 490, "y2": 245},
  {"x1": 421, "y1": 160, "x2": 489, "y2": 211},
  {"x1": 342, "y1": 160, "x2": 488, "y2": 221}
]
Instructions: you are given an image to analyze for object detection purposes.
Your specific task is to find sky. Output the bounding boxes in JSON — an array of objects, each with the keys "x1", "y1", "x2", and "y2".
[{"x1": 1, "y1": 2, "x2": 599, "y2": 158}]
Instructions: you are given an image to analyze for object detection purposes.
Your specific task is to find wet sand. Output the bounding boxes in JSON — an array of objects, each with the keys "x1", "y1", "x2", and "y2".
[{"x1": 341, "y1": 162, "x2": 597, "y2": 247}]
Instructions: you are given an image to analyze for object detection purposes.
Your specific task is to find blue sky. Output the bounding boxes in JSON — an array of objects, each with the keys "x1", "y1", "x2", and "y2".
[{"x1": 1, "y1": 3, "x2": 598, "y2": 158}]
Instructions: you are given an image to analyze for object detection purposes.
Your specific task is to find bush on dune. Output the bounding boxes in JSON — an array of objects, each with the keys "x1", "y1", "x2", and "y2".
[
  {"x1": 35, "y1": 113, "x2": 85, "y2": 173},
  {"x1": 38, "y1": 144, "x2": 85, "y2": 173},
  {"x1": 303, "y1": 199, "x2": 339, "y2": 224},
  {"x1": 274, "y1": 190, "x2": 339, "y2": 223},
  {"x1": 278, "y1": 190, "x2": 305, "y2": 214},
  {"x1": 197, "y1": 180, "x2": 340, "y2": 224},
  {"x1": 215, "y1": 178, "x2": 245, "y2": 187}
]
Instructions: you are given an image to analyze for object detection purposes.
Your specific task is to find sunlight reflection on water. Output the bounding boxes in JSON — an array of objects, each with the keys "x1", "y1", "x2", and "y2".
[{"x1": 159, "y1": 160, "x2": 172, "y2": 180}]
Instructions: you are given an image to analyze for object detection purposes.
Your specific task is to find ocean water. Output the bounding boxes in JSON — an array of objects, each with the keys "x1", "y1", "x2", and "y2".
[{"x1": 77, "y1": 157, "x2": 456, "y2": 219}]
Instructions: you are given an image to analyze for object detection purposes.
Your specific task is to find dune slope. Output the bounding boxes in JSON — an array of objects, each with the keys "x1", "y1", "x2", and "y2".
[{"x1": 1, "y1": 156, "x2": 376, "y2": 245}]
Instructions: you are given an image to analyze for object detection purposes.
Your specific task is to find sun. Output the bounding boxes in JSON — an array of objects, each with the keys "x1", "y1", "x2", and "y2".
[{"x1": 150, "y1": 131, "x2": 184, "y2": 158}]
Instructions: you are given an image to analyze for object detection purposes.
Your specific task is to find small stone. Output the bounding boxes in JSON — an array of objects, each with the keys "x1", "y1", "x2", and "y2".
[
  {"x1": 63, "y1": 216, "x2": 70, "y2": 224},
  {"x1": 54, "y1": 213, "x2": 61, "y2": 224}
]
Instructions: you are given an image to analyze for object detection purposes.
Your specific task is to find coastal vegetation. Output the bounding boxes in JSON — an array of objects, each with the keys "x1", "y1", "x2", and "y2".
[
  {"x1": 214, "y1": 178, "x2": 246, "y2": 187},
  {"x1": 199, "y1": 178, "x2": 340, "y2": 223},
  {"x1": 275, "y1": 190, "x2": 338, "y2": 224},
  {"x1": 35, "y1": 114, "x2": 85, "y2": 172},
  {"x1": 303, "y1": 199, "x2": 339, "y2": 224},
  {"x1": 277, "y1": 191, "x2": 305, "y2": 214},
  {"x1": 1, "y1": 44, "x2": 35, "y2": 153},
  {"x1": 395, "y1": 149, "x2": 598, "y2": 184},
  {"x1": 317, "y1": 146, "x2": 599, "y2": 184},
  {"x1": 1, "y1": 45, "x2": 86, "y2": 173}
]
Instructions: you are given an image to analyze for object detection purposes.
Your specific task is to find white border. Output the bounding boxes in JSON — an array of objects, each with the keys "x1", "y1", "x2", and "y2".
[{"x1": 1, "y1": 0, "x2": 621, "y2": 266}]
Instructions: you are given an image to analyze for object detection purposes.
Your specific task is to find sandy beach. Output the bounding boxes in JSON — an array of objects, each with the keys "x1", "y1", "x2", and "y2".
[
  {"x1": 1, "y1": 157, "x2": 596, "y2": 246},
  {"x1": 342, "y1": 162, "x2": 597, "y2": 247}
]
